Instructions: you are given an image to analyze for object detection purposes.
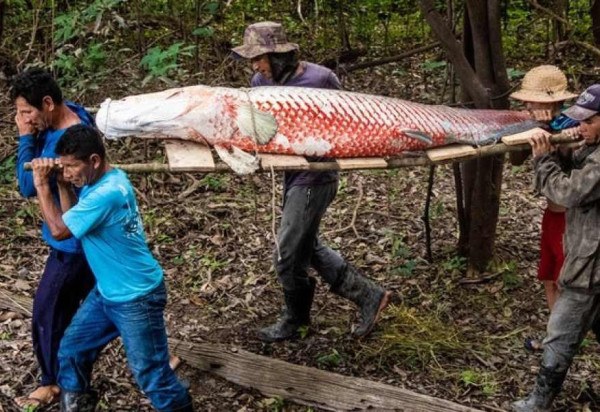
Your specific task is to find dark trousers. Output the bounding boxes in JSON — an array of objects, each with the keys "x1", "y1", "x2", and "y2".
[
  {"x1": 275, "y1": 182, "x2": 347, "y2": 291},
  {"x1": 32, "y1": 248, "x2": 95, "y2": 386}
]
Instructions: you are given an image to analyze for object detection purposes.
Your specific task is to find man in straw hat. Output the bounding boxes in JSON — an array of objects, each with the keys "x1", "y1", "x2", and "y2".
[
  {"x1": 510, "y1": 65, "x2": 579, "y2": 352},
  {"x1": 232, "y1": 21, "x2": 391, "y2": 343},
  {"x1": 513, "y1": 84, "x2": 600, "y2": 412}
]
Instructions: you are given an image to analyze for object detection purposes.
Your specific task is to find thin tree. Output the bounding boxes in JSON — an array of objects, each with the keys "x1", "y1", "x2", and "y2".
[{"x1": 419, "y1": 0, "x2": 511, "y2": 272}]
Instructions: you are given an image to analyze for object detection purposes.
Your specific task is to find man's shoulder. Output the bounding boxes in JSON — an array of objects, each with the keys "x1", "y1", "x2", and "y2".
[{"x1": 302, "y1": 61, "x2": 334, "y2": 77}]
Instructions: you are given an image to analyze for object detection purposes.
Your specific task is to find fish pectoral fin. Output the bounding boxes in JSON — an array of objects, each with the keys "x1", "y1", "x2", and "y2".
[
  {"x1": 214, "y1": 144, "x2": 259, "y2": 175},
  {"x1": 401, "y1": 129, "x2": 434, "y2": 146},
  {"x1": 236, "y1": 103, "x2": 278, "y2": 145}
]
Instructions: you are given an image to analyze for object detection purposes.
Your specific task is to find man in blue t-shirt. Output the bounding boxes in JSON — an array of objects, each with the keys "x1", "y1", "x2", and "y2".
[
  {"x1": 10, "y1": 68, "x2": 95, "y2": 409},
  {"x1": 232, "y1": 22, "x2": 391, "y2": 342},
  {"x1": 30, "y1": 125, "x2": 192, "y2": 411}
]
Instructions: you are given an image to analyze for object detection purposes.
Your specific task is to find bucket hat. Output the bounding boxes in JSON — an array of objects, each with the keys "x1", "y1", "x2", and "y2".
[
  {"x1": 510, "y1": 65, "x2": 578, "y2": 103},
  {"x1": 232, "y1": 21, "x2": 299, "y2": 59}
]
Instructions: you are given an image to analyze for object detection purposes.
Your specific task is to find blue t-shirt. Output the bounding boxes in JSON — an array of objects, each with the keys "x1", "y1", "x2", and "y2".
[
  {"x1": 63, "y1": 168, "x2": 163, "y2": 302},
  {"x1": 16, "y1": 102, "x2": 94, "y2": 253},
  {"x1": 251, "y1": 62, "x2": 340, "y2": 189}
]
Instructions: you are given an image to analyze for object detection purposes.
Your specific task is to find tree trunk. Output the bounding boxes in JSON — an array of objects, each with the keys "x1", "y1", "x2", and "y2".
[
  {"x1": 592, "y1": 0, "x2": 600, "y2": 47},
  {"x1": 419, "y1": 0, "x2": 510, "y2": 271}
]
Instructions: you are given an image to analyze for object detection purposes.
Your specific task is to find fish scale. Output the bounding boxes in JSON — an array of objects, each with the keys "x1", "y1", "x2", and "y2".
[{"x1": 97, "y1": 85, "x2": 537, "y2": 174}]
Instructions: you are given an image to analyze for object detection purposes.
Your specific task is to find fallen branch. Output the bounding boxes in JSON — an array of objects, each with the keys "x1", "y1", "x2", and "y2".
[
  {"x1": 0, "y1": 288, "x2": 485, "y2": 412},
  {"x1": 342, "y1": 42, "x2": 440, "y2": 73}
]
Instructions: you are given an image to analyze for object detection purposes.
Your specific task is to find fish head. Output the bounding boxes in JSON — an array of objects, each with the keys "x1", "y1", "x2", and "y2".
[{"x1": 96, "y1": 86, "x2": 221, "y2": 140}]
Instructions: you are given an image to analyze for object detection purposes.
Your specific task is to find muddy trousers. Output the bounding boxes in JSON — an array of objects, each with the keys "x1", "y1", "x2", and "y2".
[
  {"x1": 529, "y1": 289, "x2": 600, "y2": 405},
  {"x1": 32, "y1": 248, "x2": 95, "y2": 386},
  {"x1": 274, "y1": 182, "x2": 346, "y2": 292}
]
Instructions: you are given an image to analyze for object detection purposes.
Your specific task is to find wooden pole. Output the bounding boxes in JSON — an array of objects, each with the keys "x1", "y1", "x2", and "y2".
[{"x1": 22, "y1": 133, "x2": 580, "y2": 174}]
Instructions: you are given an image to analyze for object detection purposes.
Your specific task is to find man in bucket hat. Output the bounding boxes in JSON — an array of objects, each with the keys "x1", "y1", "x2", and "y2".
[
  {"x1": 513, "y1": 84, "x2": 600, "y2": 412},
  {"x1": 232, "y1": 21, "x2": 391, "y2": 343},
  {"x1": 509, "y1": 66, "x2": 579, "y2": 353}
]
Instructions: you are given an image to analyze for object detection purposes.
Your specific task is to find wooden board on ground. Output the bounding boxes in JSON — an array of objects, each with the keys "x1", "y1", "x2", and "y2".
[
  {"x1": 426, "y1": 144, "x2": 476, "y2": 162},
  {"x1": 501, "y1": 127, "x2": 550, "y2": 146},
  {"x1": 0, "y1": 289, "x2": 483, "y2": 412},
  {"x1": 164, "y1": 140, "x2": 215, "y2": 171},
  {"x1": 259, "y1": 154, "x2": 310, "y2": 171},
  {"x1": 336, "y1": 157, "x2": 388, "y2": 170}
]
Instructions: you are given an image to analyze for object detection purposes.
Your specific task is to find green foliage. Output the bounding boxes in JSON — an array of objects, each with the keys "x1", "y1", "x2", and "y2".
[
  {"x1": 200, "y1": 175, "x2": 226, "y2": 191},
  {"x1": 140, "y1": 42, "x2": 195, "y2": 84},
  {"x1": 0, "y1": 155, "x2": 16, "y2": 186},
  {"x1": 460, "y1": 369, "x2": 498, "y2": 396},
  {"x1": 316, "y1": 348, "x2": 343, "y2": 367},
  {"x1": 260, "y1": 396, "x2": 285, "y2": 412},
  {"x1": 442, "y1": 255, "x2": 467, "y2": 274}
]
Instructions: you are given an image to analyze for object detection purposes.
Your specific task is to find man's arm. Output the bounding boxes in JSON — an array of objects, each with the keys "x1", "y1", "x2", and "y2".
[
  {"x1": 531, "y1": 135, "x2": 600, "y2": 208},
  {"x1": 15, "y1": 113, "x2": 39, "y2": 197},
  {"x1": 32, "y1": 158, "x2": 73, "y2": 240},
  {"x1": 56, "y1": 171, "x2": 78, "y2": 212}
]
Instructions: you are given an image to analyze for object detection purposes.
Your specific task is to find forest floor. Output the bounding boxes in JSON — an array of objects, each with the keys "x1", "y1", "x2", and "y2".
[{"x1": 0, "y1": 62, "x2": 599, "y2": 412}]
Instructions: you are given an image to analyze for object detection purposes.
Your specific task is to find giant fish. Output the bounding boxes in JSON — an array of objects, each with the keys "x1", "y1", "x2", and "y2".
[{"x1": 96, "y1": 85, "x2": 536, "y2": 174}]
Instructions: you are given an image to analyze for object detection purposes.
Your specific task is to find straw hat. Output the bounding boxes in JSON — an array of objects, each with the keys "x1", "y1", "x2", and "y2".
[{"x1": 510, "y1": 65, "x2": 578, "y2": 103}]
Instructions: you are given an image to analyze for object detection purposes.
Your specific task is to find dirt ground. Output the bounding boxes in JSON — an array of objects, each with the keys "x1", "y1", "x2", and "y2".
[{"x1": 1, "y1": 66, "x2": 599, "y2": 412}]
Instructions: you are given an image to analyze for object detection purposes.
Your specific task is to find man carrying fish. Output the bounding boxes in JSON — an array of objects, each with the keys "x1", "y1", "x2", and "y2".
[
  {"x1": 231, "y1": 21, "x2": 391, "y2": 342},
  {"x1": 513, "y1": 84, "x2": 600, "y2": 412},
  {"x1": 11, "y1": 68, "x2": 96, "y2": 409},
  {"x1": 30, "y1": 125, "x2": 193, "y2": 411}
]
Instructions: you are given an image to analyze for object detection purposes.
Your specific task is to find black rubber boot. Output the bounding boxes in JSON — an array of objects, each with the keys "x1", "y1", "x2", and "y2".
[
  {"x1": 258, "y1": 277, "x2": 316, "y2": 342},
  {"x1": 512, "y1": 366, "x2": 566, "y2": 412},
  {"x1": 332, "y1": 264, "x2": 391, "y2": 338},
  {"x1": 60, "y1": 390, "x2": 98, "y2": 412}
]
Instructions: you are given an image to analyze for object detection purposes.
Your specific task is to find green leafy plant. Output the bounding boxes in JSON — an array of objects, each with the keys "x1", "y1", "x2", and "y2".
[
  {"x1": 140, "y1": 42, "x2": 194, "y2": 83},
  {"x1": 316, "y1": 348, "x2": 343, "y2": 367}
]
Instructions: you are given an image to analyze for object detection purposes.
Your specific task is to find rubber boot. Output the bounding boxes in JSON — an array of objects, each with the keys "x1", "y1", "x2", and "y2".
[
  {"x1": 332, "y1": 264, "x2": 391, "y2": 338},
  {"x1": 60, "y1": 390, "x2": 98, "y2": 412},
  {"x1": 258, "y1": 277, "x2": 316, "y2": 342},
  {"x1": 512, "y1": 366, "x2": 566, "y2": 412}
]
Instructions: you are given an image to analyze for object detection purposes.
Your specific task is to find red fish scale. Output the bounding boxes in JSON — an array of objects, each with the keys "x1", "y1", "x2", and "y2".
[{"x1": 227, "y1": 87, "x2": 532, "y2": 157}]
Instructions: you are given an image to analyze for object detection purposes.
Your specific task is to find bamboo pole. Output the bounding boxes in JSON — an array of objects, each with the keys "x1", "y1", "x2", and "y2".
[{"x1": 22, "y1": 133, "x2": 580, "y2": 173}]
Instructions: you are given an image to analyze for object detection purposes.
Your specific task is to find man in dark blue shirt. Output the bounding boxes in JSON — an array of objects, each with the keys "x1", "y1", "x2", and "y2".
[{"x1": 11, "y1": 68, "x2": 95, "y2": 409}]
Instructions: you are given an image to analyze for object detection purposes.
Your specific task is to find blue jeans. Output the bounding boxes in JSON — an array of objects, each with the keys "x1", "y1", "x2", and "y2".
[{"x1": 58, "y1": 282, "x2": 191, "y2": 411}]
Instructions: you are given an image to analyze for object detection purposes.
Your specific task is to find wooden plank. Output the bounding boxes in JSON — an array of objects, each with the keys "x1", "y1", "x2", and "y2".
[
  {"x1": 501, "y1": 127, "x2": 550, "y2": 146},
  {"x1": 426, "y1": 144, "x2": 476, "y2": 162},
  {"x1": 1, "y1": 289, "x2": 484, "y2": 412},
  {"x1": 259, "y1": 154, "x2": 310, "y2": 170},
  {"x1": 336, "y1": 157, "x2": 388, "y2": 170},
  {"x1": 164, "y1": 140, "x2": 215, "y2": 171}
]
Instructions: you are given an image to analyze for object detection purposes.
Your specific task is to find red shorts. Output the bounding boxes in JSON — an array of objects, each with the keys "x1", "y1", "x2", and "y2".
[{"x1": 537, "y1": 208, "x2": 566, "y2": 282}]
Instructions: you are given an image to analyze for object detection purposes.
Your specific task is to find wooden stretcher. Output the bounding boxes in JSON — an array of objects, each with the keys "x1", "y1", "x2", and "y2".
[{"x1": 24, "y1": 127, "x2": 579, "y2": 173}]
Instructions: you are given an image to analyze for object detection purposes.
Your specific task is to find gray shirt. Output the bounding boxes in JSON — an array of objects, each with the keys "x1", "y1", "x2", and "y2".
[{"x1": 534, "y1": 144, "x2": 600, "y2": 293}]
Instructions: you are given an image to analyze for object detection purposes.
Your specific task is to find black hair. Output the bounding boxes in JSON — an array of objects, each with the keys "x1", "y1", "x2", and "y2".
[
  {"x1": 9, "y1": 68, "x2": 63, "y2": 109},
  {"x1": 268, "y1": 50, "x2": 299, "y2": 84},
  {"x1": 56, "y1": 124, "x2": 106, "y2": 161}
]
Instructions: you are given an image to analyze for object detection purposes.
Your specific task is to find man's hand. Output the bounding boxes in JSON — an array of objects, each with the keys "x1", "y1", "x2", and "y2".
[
  {"x1": 529, "y1": 133, "x2": 553, "y2": 157},
  {"x1": 32, "y1": 158, "x2": 58, "y2": 189},
  {"x1": 15, "y1": 112, "x2": 36, "y2": 136}
]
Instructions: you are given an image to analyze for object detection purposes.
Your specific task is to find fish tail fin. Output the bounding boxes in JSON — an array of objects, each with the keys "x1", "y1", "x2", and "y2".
[
  {"x1": 478, "y1": 120, "x2": 541, "y2": 145},
  {"x1": 214, "y1": 144, "x2": 259, "y2": 174},
  {"x1": 236, "y1": 103, "x2": 278, "y2": 145}
]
